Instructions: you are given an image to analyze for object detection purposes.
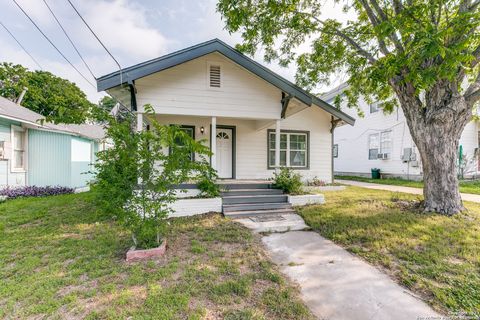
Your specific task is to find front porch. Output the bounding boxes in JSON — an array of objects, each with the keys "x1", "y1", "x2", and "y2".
[{"x1": 137, "y1": 108, "x2": 334, "y2": 183}]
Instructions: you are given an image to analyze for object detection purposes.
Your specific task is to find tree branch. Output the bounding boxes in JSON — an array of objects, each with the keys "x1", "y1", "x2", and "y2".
[
  {"x1": 357, "y1": 0, "x2": 390, "y2": 55},
  {"x1": 293, "y1": 10, "x2": 378, "y2": 64},
  {"x1": 364, "y1": 0, "x2": 405, "y2": 53},
  {"x1": 464, "y1": 72, "x2": 480, "y2": 105}
]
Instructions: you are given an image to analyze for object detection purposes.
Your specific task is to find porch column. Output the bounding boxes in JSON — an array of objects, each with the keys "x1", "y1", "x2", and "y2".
[
  {"x1": 211, "y1": 117, "x2": 217, "y2": 171},
  {"x1": 275, "y1": 119, "x2": 281, "y2": 173},
  {"x1": 136, "y1": 112, "x2": 143, "y2": 132}
]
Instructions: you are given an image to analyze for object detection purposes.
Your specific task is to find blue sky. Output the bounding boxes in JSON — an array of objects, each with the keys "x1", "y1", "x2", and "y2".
[{"x1": 0, "y1": 0, "x2": 350, "y2": 102}]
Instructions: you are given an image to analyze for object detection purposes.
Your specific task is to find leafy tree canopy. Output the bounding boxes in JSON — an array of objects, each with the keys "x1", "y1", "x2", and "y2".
[
  {"x1": 217, "y1": 0, "x2": 480, "y2": 112},
  {"x1": 218, "y1": 0, "x2": 480, "y2": 215},
  {"x1": 0, "y1": 62, "x2": 94, "y2": 124}
]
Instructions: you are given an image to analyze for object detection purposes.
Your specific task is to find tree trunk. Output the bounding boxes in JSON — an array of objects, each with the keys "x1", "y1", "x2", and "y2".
[
  {"x1": 416, "y1": 129, "x2": 464, "y2": 215},
  {"x1": 393, "y1": 82, "x2": 470, "y2": 215}
]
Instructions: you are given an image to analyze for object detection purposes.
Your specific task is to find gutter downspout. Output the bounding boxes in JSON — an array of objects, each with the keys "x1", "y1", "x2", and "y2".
[{"x1": 330, "y1": 116, "x2": 341, "y2": 183}]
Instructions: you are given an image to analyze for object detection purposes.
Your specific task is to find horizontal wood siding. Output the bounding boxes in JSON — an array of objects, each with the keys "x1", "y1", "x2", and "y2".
[
  {"x1": 0, "y1": 119, "x2": 26, "y2": 187},
  {"x1": 135, "y1": 53, "x2": 282, "y2": 120},
  {"x1": 154, "y1": 106, "x2": 332, "y2": 182},
  {"x1": 333, "y1": 96, "x2": 479, "y2": 177}
]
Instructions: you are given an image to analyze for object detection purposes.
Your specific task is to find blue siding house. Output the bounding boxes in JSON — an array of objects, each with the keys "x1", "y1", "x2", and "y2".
[{"x1": 0, "y1": 96, "x2": 104, "y2": 190}]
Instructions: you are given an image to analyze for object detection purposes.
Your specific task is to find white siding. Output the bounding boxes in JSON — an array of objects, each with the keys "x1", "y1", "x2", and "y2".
[
  {"x1": 154, "y1": 105, "x2": 333, "y2": 182},
  {"x1": 333, "y1": 96, "x2": 479, "y2": 178},
  {"x1": 135, "y1": 53, "x2": 282, "y2": 120}
]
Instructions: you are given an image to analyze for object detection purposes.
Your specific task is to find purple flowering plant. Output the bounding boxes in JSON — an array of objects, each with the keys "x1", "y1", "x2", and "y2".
[{"x1": 0, "y1": 185, "x2": 74, "y2": 199}]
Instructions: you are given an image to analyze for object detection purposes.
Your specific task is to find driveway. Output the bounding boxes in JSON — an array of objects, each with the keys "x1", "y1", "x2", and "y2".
[
  {"x1": 337, "y1": 179, "x2": 480, "y2": 203},
  {"x1": 263, "y1": 231, "x2": 441, "y2": 320}
]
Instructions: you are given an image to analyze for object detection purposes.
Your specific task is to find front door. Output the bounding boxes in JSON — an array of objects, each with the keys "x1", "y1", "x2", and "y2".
[{"x1": 216, "y1": 128, "x2": 233, "y2": 178}]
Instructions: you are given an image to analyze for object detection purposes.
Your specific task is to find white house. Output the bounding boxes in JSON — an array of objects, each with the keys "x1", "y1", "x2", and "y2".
[
  {"x1": 96, "y1": 39, "x2": 354, "y2": 183},
  {"x1": 323, "y1": 83, "x2": 480, "y2": 180}
]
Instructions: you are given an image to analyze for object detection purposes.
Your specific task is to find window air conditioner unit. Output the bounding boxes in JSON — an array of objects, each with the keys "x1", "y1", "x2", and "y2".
[{"x1": 377, "y1": 153, "x2": 389, "y2": 160}]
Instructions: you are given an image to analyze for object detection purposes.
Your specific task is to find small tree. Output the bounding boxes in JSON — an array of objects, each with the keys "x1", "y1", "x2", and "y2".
[{"x1": 93, "y1": 107, "x2": 216, "y2": 249}]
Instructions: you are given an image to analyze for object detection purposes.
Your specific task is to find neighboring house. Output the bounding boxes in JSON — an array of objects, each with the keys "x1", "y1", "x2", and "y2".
[
  {"x1": 96, "y1": 39, "x2": 355, "y2": 182},
  {"x1": 0, "y1": 96, "x2": 104, "y2": 189},
  {"x1": 322, "y1": 83, "x2": 479, "y2": 180}
]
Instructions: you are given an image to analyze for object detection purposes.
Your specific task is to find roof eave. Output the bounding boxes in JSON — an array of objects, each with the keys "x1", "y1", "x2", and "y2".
[{"x1": 312, "y1": 97, "x2": 355, "y2": 126}]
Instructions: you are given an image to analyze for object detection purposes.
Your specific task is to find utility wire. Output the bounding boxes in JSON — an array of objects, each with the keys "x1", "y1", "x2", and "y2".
[
  {"x1": 66, "y1": 0, "x2": 123, "y2": 85},
  {"x1": 42, "y1": 0, "x2": 96, "y2": 79},
  {"x1": 12, "y1": 0, "x2": 96, "y2": 88},
  {"x1": 0, "y1": 21, "x2": 43, "y2": 70}
]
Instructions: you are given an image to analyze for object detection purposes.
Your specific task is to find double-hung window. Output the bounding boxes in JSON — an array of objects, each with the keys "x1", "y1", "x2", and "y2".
[
  {"x1": 268, "y1": 130, "x2": 308, "y2": 168},
  {"x1": 171, "y1": 125, "x2": 195, "y2": 161},
  {"x1": 368, "y1": 133, "x2": 380, "y2": 159},
  {"x1": 380, "y1": 131, "x2": 392, "y2": 156},
  {"x1": 368, "y1": 130, "x2": 392, "y2": 159},
  {"x1": 11, "y1": 126, "x2": 26, "y2": 171}
]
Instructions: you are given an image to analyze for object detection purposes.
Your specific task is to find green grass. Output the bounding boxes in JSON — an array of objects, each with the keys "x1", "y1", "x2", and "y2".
[
  {"x1": 0, "y1": 192, "x2": 312, "y2": 319},
  {"x1": 299, "y1": 186, "x2": 480, "y2": 316},
  {"x1": 335, "y1": 175, "x2": 480, "y2": 195}
]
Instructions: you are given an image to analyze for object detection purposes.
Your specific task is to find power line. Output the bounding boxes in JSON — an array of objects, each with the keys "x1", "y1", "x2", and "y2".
[
  {"x1": 12, "y1": 0, "x2": 96, "y2": 88},
  {"x1": 42, "y1": 0, "x2": 96, "y2": 79},
  {"x1": 66, "y1": 0, "x2": 123, "y2": 85},
  {"x1": 0, "y1": 21, "x2": 43, "y2": 70}
]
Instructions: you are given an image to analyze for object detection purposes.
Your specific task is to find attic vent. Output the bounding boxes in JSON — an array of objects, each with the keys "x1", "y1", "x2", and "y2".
[{"x1": 209, "y1": 65, "x2": 221, "y2": 88}]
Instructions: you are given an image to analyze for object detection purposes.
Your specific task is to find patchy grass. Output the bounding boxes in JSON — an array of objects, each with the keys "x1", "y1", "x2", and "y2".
[
  {"x1": 336, "y1": 175, "x2": 480, "y2": 195},
  {"x1": 0, "y1": 192, "x2": 312, "y2": 319},
  {"x1": 299, "y1": 186, "x2": 480, "y2": 316}
]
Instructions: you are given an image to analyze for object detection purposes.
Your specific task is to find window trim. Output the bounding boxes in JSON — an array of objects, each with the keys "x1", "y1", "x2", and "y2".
[
  {"x1": 267, "y1": 129, "x2": 310, "y2": 170},
  {"x1": 380, "y1": 130, "x2": 392, "y2": 157},
  {"x1": 368, "y1": 130, "x2": 392, "y2": 160},
  {"x1": 169, "y1": 125, "x2": 196, "y2": 161},
  {"x1": 11, "y1": 125, "x2": 27, "y2": 172},
  {"x1": 370, "y1": 101, "x2": 381, "y2": 114},
  {"x1": 206, "y1": 61, "x2": 223, "y2": 90}
]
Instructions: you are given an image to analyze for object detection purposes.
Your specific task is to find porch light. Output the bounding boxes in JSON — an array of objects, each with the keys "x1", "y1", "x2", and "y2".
[{"x1": 200, "y1": 126, "x2": 205, "y2": 135}]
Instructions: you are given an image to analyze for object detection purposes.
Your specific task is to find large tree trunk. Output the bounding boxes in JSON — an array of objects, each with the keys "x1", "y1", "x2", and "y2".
[
  {"x1": 393, "y1": 81, "x2": 471, "y2": 215},
  {"x1": 415, "y1": 127, "x2": 464, "y2": 215}
]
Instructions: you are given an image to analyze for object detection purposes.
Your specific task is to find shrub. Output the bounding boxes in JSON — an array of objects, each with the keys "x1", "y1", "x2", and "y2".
[
  {"x1": 0, "y1": 185, "x2": 74, "y2": 199},
  {"x1": 93, "y1": 105, "x2": 216, "y2": 250},
  {"x1": 273, "y1": 167, "x2": 303, "y2": 194},
  {"x1": 197, "y1": 171, "x2": 220, "y2": 198}
]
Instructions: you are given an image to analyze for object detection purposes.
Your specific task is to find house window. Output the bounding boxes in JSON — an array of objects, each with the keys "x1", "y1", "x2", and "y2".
[
  {"x1": 268, "y1": 130, "x2": 308, "y2": 168},
  {"x1": 368, "y1": 133, "x2": 380, "y2": 159},
  {"x1": 380, "y1": 131, "x2": 392, "y2": 156},
  {"x1": 333, "y1": 144, "x2": 338, "y2": 158},
  {"x1": 368, "y1": 131, "x2": 392, "y2": 159},
  {"x1": 370, "y1": 101, "x2": 382, "y2": 113},
  {"x1": 171, "y1": 125, "x2": 195, "y2": 161},
  {"x1": 208, "y1": 63, "x2": 221, "y2": 88},
  {"x1": 12, "y1": 126, "x2": 26, "y2": 171}
]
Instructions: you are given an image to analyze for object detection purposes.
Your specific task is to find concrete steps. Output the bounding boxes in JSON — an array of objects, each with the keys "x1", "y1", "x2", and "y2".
[
  {"x1": 224, "y1": 208, "x2": 296, "y2": 219},
  {"x1": 221, "y1": 182, "x2": 295, "y2": 217}
]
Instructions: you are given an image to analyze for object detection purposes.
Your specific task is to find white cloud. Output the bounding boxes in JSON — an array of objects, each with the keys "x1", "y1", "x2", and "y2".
[{"x1": 78, "y1": 0, "x2": 169, "y2": 61}]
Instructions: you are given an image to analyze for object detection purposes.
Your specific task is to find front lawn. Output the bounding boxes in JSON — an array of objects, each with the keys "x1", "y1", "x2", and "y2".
[
  {"x1": 335, "y1": 175, "x2": 480, "y2": 195},
  {"x1": 0, "y1": 192, "x2": 312, "y2": 319},
  {"x1": 299, "y1": 187, "x2": 480, "y2": 316}
]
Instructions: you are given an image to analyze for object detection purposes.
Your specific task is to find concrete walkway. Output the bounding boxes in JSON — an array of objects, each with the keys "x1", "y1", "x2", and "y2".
[
  {"x1": 263, "y1": 231, "x2": 441, "y2": 320},
  {"x1": 337, "y1": 179, "x2": 480, "y2": 203}
]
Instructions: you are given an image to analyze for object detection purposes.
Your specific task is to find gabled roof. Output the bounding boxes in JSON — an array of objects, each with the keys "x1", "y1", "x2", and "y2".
[
  {"x1": 321, "y1": 82, "x2": 349, "y2": 102},
  {"x1": 0, "y1": 96, "x2": 104, "y2": 140},
  {"x1": 96, "y1": 39, "x2": 354, "y2": 125}
]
